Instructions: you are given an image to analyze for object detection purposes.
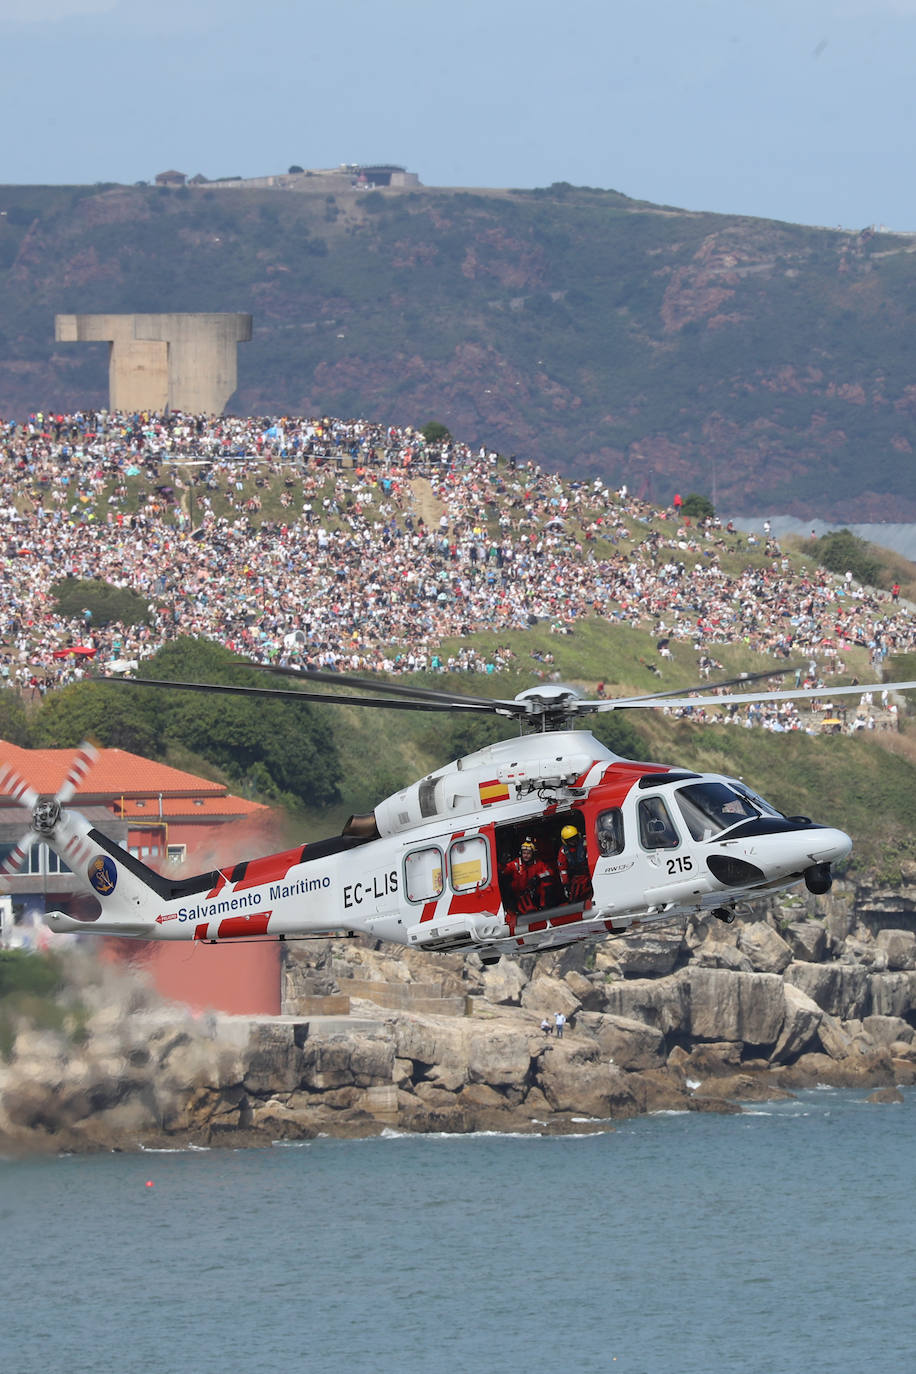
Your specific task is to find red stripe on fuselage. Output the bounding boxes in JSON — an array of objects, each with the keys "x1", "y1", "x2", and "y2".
[
  {"x1": 227, "y1": 848, "x2": 309, "y2": 891},
  {"x1": 216, "y1": 912, "x2": 273, "y2": 939}
]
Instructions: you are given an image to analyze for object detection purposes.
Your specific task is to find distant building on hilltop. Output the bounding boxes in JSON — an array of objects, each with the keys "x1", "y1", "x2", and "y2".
[{"x1": 201, "y1": 163, "x2": 420, "y2": 192}]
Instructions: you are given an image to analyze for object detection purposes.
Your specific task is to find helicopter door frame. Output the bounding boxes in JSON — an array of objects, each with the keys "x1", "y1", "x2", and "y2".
[{"x1": 494, "y1": 811, "x2": 593, "y2": 929}]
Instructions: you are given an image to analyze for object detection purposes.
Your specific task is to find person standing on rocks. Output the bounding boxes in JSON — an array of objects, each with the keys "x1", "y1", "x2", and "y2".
[{"x1": 554, "y1": 1011, "x2": 566, "y2": 1038}]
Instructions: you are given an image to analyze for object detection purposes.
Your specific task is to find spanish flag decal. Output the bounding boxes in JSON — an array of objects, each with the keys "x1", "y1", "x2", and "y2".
[{"x1": 479, "y1": 779, "x2": 510, "y2": 806}]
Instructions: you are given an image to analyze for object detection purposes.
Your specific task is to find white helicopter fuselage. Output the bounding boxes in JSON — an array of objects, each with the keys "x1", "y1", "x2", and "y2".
[{"x1": 39, "y1": 731, "x2": 851, "y2": 959}]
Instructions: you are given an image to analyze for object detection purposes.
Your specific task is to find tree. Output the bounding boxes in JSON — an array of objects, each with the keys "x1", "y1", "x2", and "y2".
[
  {"x1": 0, "y1": 687, "x2": 29, "y2": 745},
  {"x1": 31, "y1": 680, "x2": 160, "y2": 754},
  {"x1": 421, "y1": 421, "x2": 452, "y2": 445},
  {"x1": 50, "y1": 578, "x2": 151, "y2": 629},
  {"x1": 288, "y1": 165, "x2": 304, "y2": 174},
  {"x1": 141, "y1": 638, "x2": 343, "y2": 808},
  {"x1": 31, "y1": 639, "x2": 344, "y2": 809},
  {"x1": 680, "y1": 492, "x2": 715, "y2": 520},
  {"x1": 807, "y1": 529, "x2": 883, "y2": 588}
]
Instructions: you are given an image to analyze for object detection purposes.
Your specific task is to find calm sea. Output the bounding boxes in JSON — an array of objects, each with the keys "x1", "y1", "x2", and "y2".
[{"x1": 1, "y1": 1088, "x2": 914, "y2": 1374}]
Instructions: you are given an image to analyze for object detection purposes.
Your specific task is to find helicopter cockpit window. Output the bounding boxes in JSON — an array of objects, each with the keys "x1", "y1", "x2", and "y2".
[
  {"x1": 637, "y1": 796, "x2": 680, "y2": 850},
  {"x1": 449, "y1": 836, "x2": 490, "y2": 893},
  {"x1": 733, "y1": 785, "x2": 783, "y2": 819},
  {"x1": 404, "y1": 847, "x2": 444, "y2": 903},
  {"x1": 596, "y1": 809, "x2": 624, "y2": 856},
  {"x1": 674, "y1": 782, "x2": 760, "y2": 841}
]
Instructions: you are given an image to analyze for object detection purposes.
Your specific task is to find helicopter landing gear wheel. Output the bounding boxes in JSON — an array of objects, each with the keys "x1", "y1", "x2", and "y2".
[{"x1": 712, "y1": 906, "x2": 737, "y2": 924}]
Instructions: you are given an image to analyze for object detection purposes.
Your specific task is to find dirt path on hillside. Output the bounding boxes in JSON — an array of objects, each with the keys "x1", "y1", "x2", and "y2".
[{"x1": 410, "y1": 478, "x2": 443, "y2": 529}]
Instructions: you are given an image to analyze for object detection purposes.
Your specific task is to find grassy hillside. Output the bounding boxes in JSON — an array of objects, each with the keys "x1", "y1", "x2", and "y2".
[{"x1": 3, "y1": 180, "x2": 916, "y2": 518}]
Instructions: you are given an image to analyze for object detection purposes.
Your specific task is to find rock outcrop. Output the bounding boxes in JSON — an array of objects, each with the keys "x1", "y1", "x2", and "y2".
[{"x1": 1, "y1": 881, "x2": 914, "y2": 1153}]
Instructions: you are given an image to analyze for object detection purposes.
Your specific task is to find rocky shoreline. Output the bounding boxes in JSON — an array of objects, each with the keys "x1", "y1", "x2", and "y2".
[{"x1": 1, "y1": 873, "x2": 915, "y2": 1155}]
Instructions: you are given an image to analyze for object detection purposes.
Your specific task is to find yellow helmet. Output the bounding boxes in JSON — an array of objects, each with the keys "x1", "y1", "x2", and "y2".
[{"x1": 560, "y1": 825, "x2": 578, "y2": 843}]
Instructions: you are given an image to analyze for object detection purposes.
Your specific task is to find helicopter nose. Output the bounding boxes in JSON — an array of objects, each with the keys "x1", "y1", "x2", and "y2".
[{"x1": 807, "y1": 827, "x2": 853, "y2": 865}]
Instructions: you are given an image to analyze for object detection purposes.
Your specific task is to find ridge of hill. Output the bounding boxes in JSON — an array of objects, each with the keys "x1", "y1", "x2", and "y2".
[{"x1": 2, "y1": 181, "x2": 916, "y2": 521}]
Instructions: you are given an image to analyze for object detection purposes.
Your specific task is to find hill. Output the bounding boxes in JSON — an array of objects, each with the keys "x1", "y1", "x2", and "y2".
[{"x1": 2, "y1": 179, "x2": 916, "y2": 520}]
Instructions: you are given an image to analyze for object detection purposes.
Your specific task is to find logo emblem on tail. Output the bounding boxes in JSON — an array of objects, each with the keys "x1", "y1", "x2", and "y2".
[{"x1": 88, "y1": 855, "x2": 118, "y2": 896}]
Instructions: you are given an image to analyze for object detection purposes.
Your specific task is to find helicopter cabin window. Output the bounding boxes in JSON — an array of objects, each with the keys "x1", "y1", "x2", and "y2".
[
  {"x1": 638, "y1": 796, "x2": 680, "y2": 850},
  {"x1": 674, "y1": 782, "x2": 759, "y2": 841},
  {"x1": 404, "y1": 847, "x2": 444, "y2": 903},
  {"x1": 449, "y1": 836, "x2": 489, "y2": 893},
  {"x1": 596, "y1": 809, "x2": 624, "y2": 856}
]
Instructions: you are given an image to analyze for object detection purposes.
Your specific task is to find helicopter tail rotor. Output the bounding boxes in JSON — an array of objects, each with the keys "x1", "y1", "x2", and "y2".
[{"x1": 0, "y1": 743, "x2": 99, "y2": 878}]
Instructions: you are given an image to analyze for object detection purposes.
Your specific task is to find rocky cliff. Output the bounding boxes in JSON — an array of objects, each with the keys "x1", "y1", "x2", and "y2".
[{"x1": 1, "y1": 877, "x2": 914, "y2": 1153}]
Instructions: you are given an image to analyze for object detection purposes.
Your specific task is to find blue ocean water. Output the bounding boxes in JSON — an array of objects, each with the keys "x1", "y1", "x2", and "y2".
[{"x1": 1, "y1": 1088, "x2": 914, "y2": 1374}]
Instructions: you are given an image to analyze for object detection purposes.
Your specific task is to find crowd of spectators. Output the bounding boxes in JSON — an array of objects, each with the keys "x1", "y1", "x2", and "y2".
[{"x1": 1, "y1": 408, "x2": 913, "y2": 736}]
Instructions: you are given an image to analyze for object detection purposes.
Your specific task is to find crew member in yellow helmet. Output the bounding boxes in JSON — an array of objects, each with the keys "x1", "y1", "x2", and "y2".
[{"x1": 557, "y1": 823, "x2": 592, "y2": 903}]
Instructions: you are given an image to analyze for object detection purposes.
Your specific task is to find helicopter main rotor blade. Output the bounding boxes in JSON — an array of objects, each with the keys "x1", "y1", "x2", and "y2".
[
  {"x1": 252, "y1": 664, "x2": 503, "y2": 708},
  {"x1": 595, "y1": 678, "x2": 916, "y2": 712},
  {"x1": 101, "y1": 676, "x2": 521, "y2": 716},
  {"x1": 619, "y1": 664, "x2": 804, "y2": 705}
]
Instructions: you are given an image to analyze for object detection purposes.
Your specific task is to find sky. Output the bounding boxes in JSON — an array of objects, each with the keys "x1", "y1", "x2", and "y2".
[{"x1": 3, "y1": 0, "x2": 916, "y2": 230}]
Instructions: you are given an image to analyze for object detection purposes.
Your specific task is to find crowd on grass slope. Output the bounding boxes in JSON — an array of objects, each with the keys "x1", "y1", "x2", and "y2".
[{"x1": 0, "y1": 409, "x2": 913, "y2": 735}]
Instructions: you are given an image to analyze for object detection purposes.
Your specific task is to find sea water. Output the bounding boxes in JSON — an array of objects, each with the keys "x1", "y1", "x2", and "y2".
[{"x1": 1, "y1": 1088, "x2": 914, "y2": 1374}]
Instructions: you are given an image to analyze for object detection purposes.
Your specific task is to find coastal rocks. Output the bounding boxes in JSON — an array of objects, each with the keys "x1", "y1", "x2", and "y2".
[
  {"x1": 875, "y1": 929, "x2": 916, "y2": 970},
  {"x1": 394, "y1": 1013, "x2": 536, "y2": 1092},
  {"x1": 608, "y1": 929, "x2": 686, "y2": 978},
  {"x1": 2, "y1": 878, "x2": 915, "y2": 1154},
  {"x1": 519, "y1": 973, "x2": 580, "y2": 1020},
  {"x1": 736, "y1": 921, "x2": 794, "y2": 974},
  {"x1": 870, "y1": 970, "x2": 916, "y2": 1018},
  {"x1": 784, "y1": 961, "x2": 871, "y2": 1019},
  {"x1": 862, "y1": 1013, "x2": 914, "y2": 1048},
  {"x1": 771, "y1": 983, "x2": 823, "y2": 1062},
  {"x1": 480, "y1": 958, "x2": 529, "y2": 1005},
  {"x1": 677, "y1": 967, "x2": 785, "y2": 1047},
  {"x1": 537, "y1": 1041, "x2": 642, "y2": 1119},
  {"x1": 575, "y1": 1012, "x2": 667, "y2": 1070},
  {"x1": 782, "y1": 920, "x2": 830, "y2": 963}
]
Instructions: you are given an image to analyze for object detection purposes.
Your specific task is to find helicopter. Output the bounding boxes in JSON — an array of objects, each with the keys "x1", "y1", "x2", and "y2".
[{"x1": 1, "y1": 667, "x2": 915, "y2": 964}]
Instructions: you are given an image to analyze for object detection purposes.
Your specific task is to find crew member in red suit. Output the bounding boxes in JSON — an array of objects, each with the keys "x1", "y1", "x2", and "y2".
[
  {"x1": 557, "y1": 824, "x2": 592, "y2": 902},
  {"x1": 500, "y1": 838, "x2": 556, "y2": 915}
]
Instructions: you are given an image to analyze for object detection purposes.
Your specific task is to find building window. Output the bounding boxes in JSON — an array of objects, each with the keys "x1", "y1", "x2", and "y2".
[
  {"x1": 0, "y1": 843, "x2": 72, "y2": 875},
  {"x1": 167, "y1": 845, "x2": 187, "y2": 865}
]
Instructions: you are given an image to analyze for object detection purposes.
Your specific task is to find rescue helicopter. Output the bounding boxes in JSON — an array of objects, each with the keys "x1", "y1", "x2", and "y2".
[{"x1": 2, "y1": 667, "x2": 915, "y2": 964}]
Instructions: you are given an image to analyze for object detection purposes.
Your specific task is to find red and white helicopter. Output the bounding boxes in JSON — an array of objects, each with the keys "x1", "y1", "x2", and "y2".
[{"x1": 2, "y1": 668, "x2": 914, "y2": 964}]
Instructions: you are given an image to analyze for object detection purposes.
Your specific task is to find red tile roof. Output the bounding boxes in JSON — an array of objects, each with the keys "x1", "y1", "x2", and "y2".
[{"x1": 0, "y1": 740, "x2": 267, "y2": 817}]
